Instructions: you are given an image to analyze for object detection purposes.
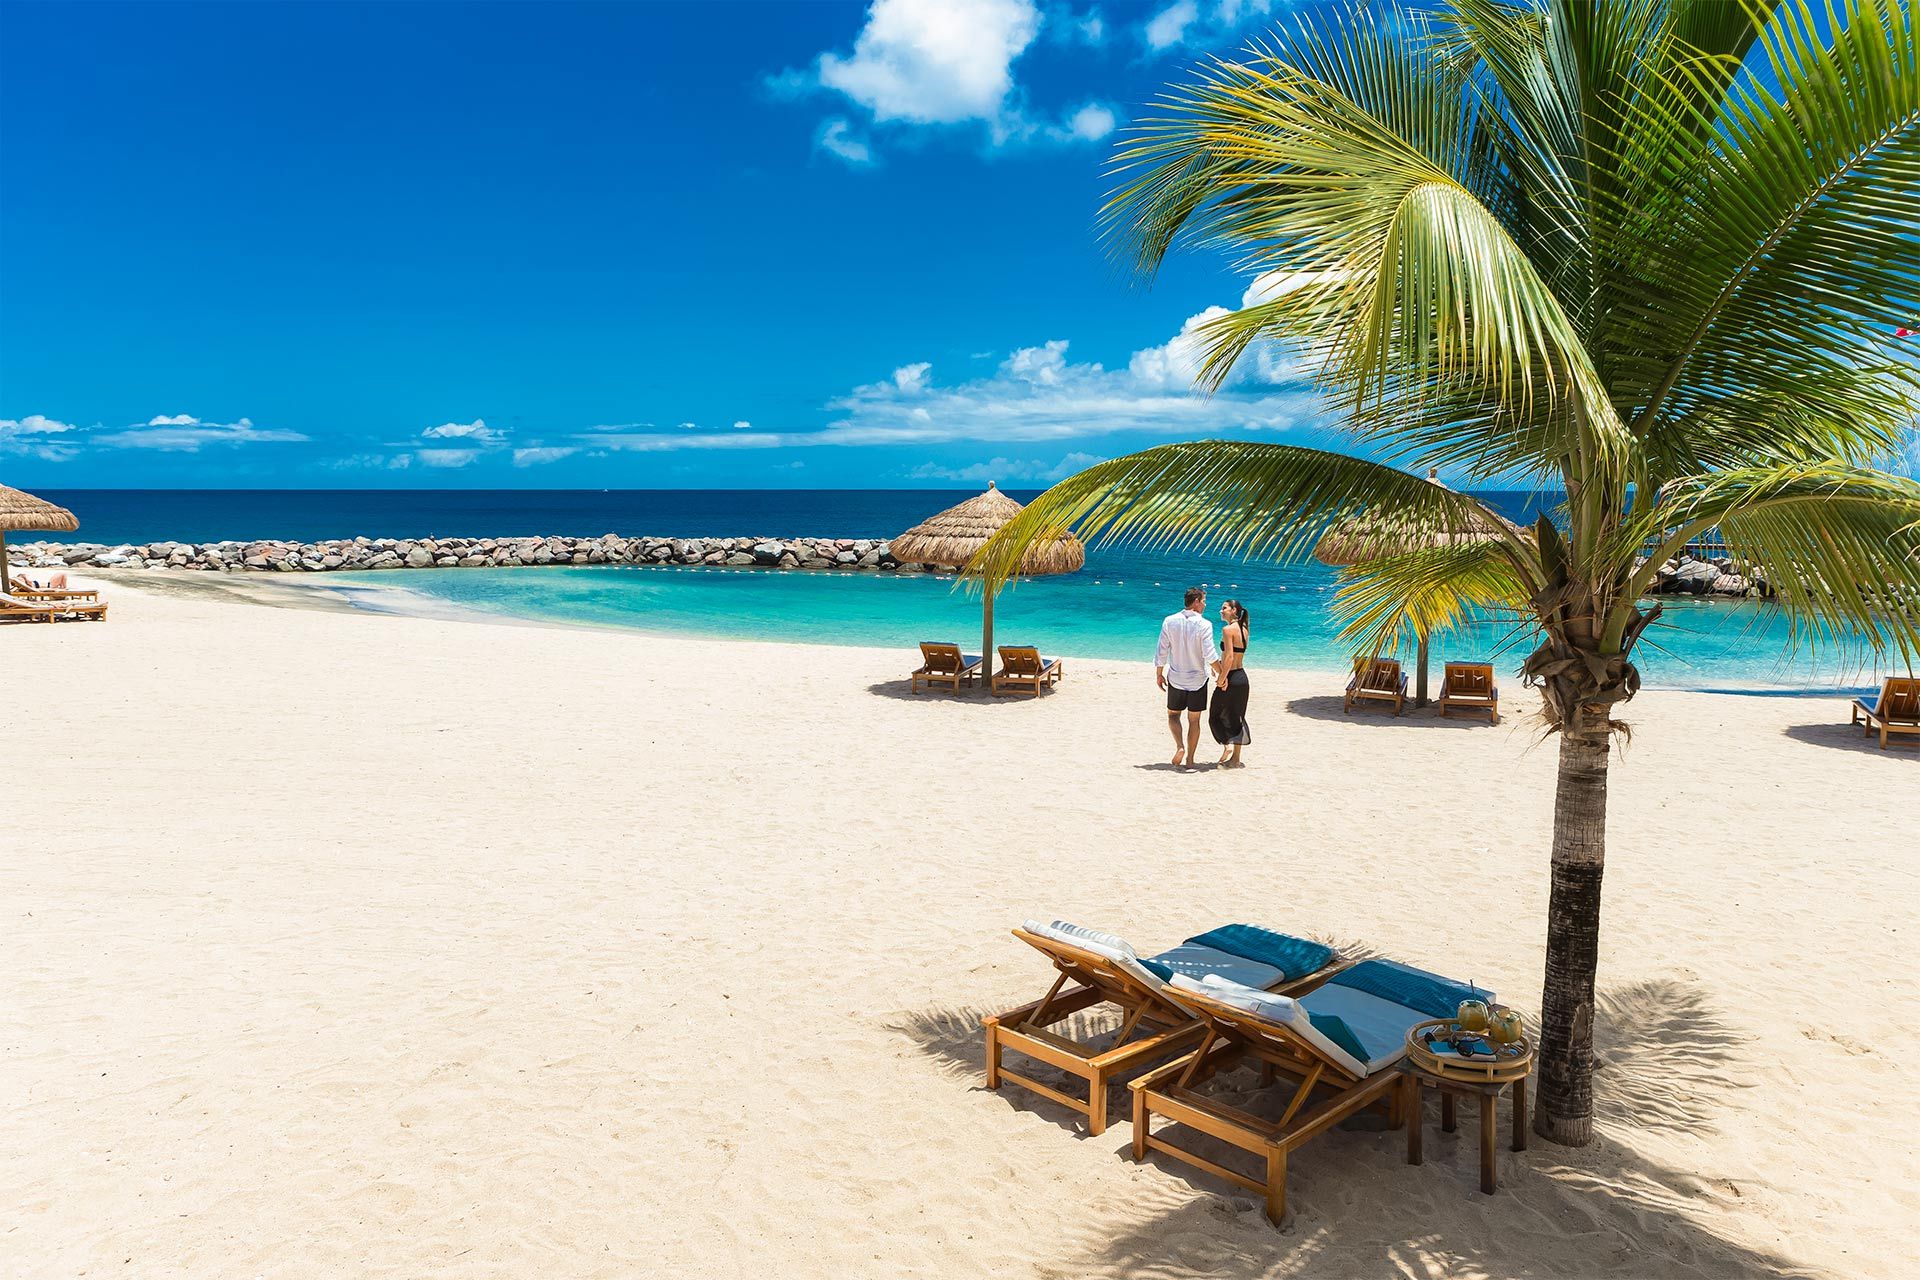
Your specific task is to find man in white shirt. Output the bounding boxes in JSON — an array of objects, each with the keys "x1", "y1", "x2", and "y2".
[{"x1": 1155, "y1": 586, "x2": 1222, "y2": 769}]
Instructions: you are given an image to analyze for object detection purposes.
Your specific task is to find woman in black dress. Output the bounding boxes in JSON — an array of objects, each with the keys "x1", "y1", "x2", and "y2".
[{"x1": 1210, "y1": 599, "x2": 1252, "y2": 766}]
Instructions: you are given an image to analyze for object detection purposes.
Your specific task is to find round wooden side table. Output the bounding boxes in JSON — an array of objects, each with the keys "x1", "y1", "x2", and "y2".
[{"x1": 1401, "y1": 1016, "x2": 1534, "y2": 1195}]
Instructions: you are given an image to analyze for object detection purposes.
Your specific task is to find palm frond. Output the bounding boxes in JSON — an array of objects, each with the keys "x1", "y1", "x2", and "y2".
[
  {"x1": 1614, "y1": 0, "x2": 1920, "y2": 452},
  {"x1": 1331, "y1": 540, "x2": 1534, "y2": 656},
  {"x1": 964, "y1": 440, "x2": 1529, "y2": 592},
  {"x1": 1102, "y1": 9, "x2": 1633, "y2": 471},
  {"x1": 1618, "y1": 463, "x2": 1920, "y2": 657}
]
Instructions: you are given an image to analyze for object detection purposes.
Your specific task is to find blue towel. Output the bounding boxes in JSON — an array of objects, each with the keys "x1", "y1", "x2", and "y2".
[
  {"x1": 1185, "y1": 925, "x2": 1333, "y2": 982},
  {"x1": 1138, "y1": 957, "x2": 1174, "y2": 983},
  {"x1": 1308, "y1": 1013, "x2": 1371, "y2": 1065},
  {"x1": 1327, "y1": 959, "x2": 1488, "y2": 1018}
]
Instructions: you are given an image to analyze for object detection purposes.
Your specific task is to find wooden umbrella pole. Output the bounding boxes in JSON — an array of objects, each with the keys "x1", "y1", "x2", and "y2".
[
  {"x1": 0, "y1": 528, "x2": 9, "y2": 593},
  {"x1": 1416, "y1": 629, "x2": 1431, "y2": 707},
  {"x1": 982, "y1": 583, "x2": 995, "y2": 696}
]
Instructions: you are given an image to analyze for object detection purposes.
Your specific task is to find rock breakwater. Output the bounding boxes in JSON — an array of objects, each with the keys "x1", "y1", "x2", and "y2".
[{"x1": 8, "y1": 534, "x2": 942, "y2": 575}]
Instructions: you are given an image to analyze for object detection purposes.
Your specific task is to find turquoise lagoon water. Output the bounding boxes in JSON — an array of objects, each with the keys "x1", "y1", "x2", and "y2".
[
  {"x1": 362, "y1": 559, "x2": 1874, "y2": 692},
  {"x1": 38, "y1": 488, "x2": 1889, "y2": 691}
]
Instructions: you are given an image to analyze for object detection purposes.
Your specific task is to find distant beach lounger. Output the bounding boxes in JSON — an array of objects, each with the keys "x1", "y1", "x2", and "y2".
[
  {"x1": 991, "y1": 646, "x2": 1062, "y2": 697},
  {"x1": 0, "y1": 591, "x2": 108, "y2": 622},
  {"x1": 1131, "y1": 958, "x2": 1492, "y2": 1225},
  {"x1": 910, "y1": 642, "x2": 983, "y2": 694},
  {"x1": 1344, "y1": 657, "x2": 1407, "y2": 715},
  {"x1": 1437, "y1": 662, "x2": 1499, "y2": 723},
  {"x1": 984, "y1": 920, "x2": 1341, "y2": 1135},
  {"x1": 11, "y1": 582, "x2": 102, "y2": 603},
  {"x1": 1851, "y1": 677, "x2": 1920, "y2": 750}
]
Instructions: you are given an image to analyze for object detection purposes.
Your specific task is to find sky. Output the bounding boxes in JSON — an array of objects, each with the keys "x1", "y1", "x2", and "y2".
[{"x1": 0, "y1": 0, "x2": 1338, "y2": 489}]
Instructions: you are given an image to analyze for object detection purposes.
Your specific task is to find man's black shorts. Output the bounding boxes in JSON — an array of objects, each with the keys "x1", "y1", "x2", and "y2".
[{"x1": 1166, "y1": 683, "x2": 1207, "y2": 712}]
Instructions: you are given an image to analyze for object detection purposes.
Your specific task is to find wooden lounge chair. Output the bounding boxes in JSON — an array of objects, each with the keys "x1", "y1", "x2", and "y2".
[
  {"x1": 11, "y1": 584, "x2": 102, "y2": 603},
  {"x1": 1436, "y1": 662, "x2": 1499, "y2": 723},
  {"x1": 0, "y1": 591, "x2": 108, "y2": 622},
  {"x1": 1131, "y1": 959, "x2": 1492, "y2": 1225},
  {"x1": 1851, "y1": 676, "x2": 1920, "y2": 750},
  {"x1": 984, "y1": 921, "x2": 1341, "y2": 1136},
  {"x1": 991, "y1": 646, "x2": 1063, "y2": 697},
  {"x1": 910, "y1": 642, "x2": 983, "y2": 694},
  {"x1": 1343, "y1": 657, "x2": 1407, "y2": 715}
]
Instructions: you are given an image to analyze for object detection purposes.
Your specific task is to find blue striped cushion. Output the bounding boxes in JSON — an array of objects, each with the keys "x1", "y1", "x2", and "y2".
[
  {"x1": 1185, "y1": 925, "x2": 1333, "y2": 982},
  {"x1": 1326, "y1": 959, "x2": 1489, "y2": 1018}
]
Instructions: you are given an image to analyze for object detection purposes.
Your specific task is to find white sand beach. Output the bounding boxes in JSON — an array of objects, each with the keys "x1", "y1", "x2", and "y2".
[{"x1": 4, "y1": 578, "x2": 1914, "y2": 1279}]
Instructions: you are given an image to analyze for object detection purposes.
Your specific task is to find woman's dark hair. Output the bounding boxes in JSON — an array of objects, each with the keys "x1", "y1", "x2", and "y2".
[{"x1": 1225, "y1": 598, "x2": 1250, "y2": 635}]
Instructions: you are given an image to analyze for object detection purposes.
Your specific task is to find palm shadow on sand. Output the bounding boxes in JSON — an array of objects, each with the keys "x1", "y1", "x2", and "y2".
[
  {"x1": 898, "y1": 976, "x2": 1806, "y2": 1278},
  {"x1": 1283, "y1": 694, "x2": 1498, "y2": 728}
]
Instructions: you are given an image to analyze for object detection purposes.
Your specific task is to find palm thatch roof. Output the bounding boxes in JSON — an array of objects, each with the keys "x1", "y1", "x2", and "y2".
[
  {"x1": 0, "y1": 484, "x2": 79, "y2": 533},
  {"x1": 891, "y1": 482, "x2": 1085, "y2": 576},
  {"x1": 1314, "y1": 469, "x2": 1516, "y2": 566}
]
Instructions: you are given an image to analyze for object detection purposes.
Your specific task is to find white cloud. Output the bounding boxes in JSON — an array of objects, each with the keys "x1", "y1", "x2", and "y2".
[
  {"x1": 1003, "y1": 339, "x2": 1072, "y2": 386},
  {"x1": 1142, "y1": 0, "x2": 1280, "y2": 51},
  {"x1": 816, "y1": 0, "x2": 1040, "y2": 126},
  {"x1": 577, "y1": 291, "x2": 1314, "y2": 457},
  {"x1": 1065, "y1": 103, "x2": 1116, "y2": 141},
  {"x1": 421, "y1": 418, "x2": 503, "y2": 445},
  {"x1": 0, "y1": 414, "x2": 79, "y2": 439},
  {"x1": 781, "y1": 0, "x2": 1116, "y2": 158},
  {"x1": 816, "y1": 117, "x2": 876, "y2": 167},
  {"x1": 907, "y1": 451, "x2": 1106, "y2": 484},
  {"x1": 512, "y1": 446, "x2": 579, "y2": 467},
  {"x1": 1144, "y1": 0, "x2": 1199, "y2": 48},
  {"x1": 95, "y1": 415, "x2": 308, "y2": 452},
  {"x1": 0, "y1": 415, "x2": 82, "y2": 460},
  {"x1": 732, "y1": 420, "x2": 753, "y2": 430},
  {"x1": 416, "y1": 448, "x2": 479, "y2": 468}
]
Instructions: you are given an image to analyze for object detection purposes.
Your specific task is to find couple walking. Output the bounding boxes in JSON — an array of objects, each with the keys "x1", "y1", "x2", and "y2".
[{"x1": 1154, "y1": 586, "x2": 1252, "y2": 769}]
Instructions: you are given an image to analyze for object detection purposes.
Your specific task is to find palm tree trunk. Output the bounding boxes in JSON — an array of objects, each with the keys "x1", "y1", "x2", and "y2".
[{"x1": 1534, "y1": 722, "x2": 1609, "y2": 1146}]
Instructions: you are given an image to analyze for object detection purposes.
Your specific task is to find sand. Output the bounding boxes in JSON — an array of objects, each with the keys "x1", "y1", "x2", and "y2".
[{"x1": 4, "y1": 577, "x2": 1914, "y2": 1279}]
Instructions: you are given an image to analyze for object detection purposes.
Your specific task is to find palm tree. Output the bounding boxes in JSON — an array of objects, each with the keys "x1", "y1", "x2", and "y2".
[{"x1": 974, "y1": 0, "x2": 1920, "y2": 1146}]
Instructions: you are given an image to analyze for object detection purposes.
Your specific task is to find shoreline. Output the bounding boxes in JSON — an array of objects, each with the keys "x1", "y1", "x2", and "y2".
[{"x1": 66, "y1": 569, "x2": 1882, "y2": 698}]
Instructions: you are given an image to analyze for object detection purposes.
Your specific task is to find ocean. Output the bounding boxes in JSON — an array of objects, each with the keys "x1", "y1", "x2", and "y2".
[{"x1": 32, "y1": 488, "x2": 1885, "y2": 690}]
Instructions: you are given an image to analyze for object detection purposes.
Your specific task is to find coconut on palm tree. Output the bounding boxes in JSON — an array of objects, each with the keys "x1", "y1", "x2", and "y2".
[{"x1": 972, "y1": 0, "x2": 1920, "y2": 1146}]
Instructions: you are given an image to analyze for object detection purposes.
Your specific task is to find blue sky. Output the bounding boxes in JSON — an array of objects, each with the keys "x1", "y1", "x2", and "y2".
[{"x1": 0, "y1": 0, "x2": 1334, "y2": 488}]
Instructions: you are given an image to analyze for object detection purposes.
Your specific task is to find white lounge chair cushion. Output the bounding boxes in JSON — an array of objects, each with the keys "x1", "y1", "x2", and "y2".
[
  {"x1": 1035, "y1": 920, "x2": 1136, "y2": 959},
  {"x1": 1145, "y1": 942, "x2": 1286, "y2": 991},
  {"x1": 1021, "y1": 920, "x2": 1193, "y2": 1010}
]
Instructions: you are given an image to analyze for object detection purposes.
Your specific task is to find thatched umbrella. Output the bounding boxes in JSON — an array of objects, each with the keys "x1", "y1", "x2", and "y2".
[
  {"x1": 891, "y1": 482, "x2": 1085, "y2": 684},
  {"x1": 0, "y1": 484, "x2": 79, "y2": 593},
  {"x1": 1314, "y1": 469, "x2": 1516, "y2": 705}
]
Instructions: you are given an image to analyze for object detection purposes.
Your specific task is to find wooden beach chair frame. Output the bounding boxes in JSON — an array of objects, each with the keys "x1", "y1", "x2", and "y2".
[
  {"x1": 10, "y1": 584, "x2": 101, "y2": 603},
  {"x1": 1850, "y1": 676, "x2": 1920, "y2": 750},
  {"x1": 1343, "y1": 657, "x2": 1408, "y2": 715},
  {"x1": 1129, "y1": 985, "x2": 1405, "y2": 1225},
  {"x1": 910, "y1": 642, "x2": 982, "y2": 694},
  {"x1": 1437, "y1": 662, "x2": 1499, "y2": 723},
  {"x1": 0, "y1": 592, "x2": 108, "y2": 623},
  {"x1": 984, "y1": 928, "x2": 1337, "y2": 1136},
  {"x1": 991, "y1": 646, "x2": 1063, "y2": 698}
]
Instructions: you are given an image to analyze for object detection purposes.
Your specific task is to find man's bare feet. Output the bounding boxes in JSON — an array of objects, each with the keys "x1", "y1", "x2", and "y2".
[{"x1": 1171, "y1": 747, "x2": 1187, "y2": 767}]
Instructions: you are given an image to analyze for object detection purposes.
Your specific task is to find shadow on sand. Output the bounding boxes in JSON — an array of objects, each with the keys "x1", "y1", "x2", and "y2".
[
  {"x1": 899, "y1": 975, "x2": 1805, "y2": 1278},
  {"x1": 1781, "y1": 720, "x2": 1918, "y2": 757},
  {"x1": 1282, "y1": 694, "x2": 1500, "y2": 728},
  {"x1": 863, "y1": 678, "x2": 1057, "y2": 705}
]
